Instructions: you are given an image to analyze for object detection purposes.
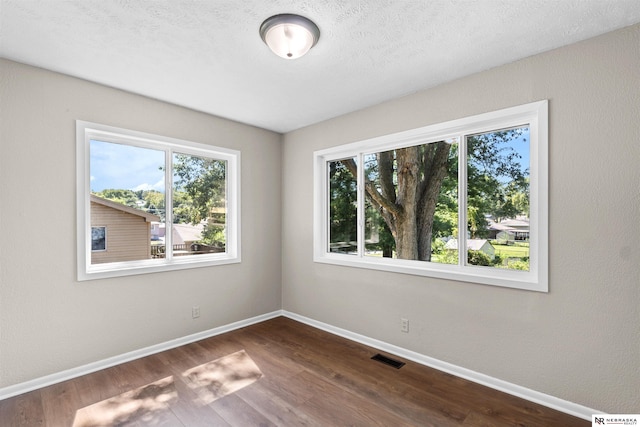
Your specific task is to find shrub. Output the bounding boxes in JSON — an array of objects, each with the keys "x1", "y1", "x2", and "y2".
[
  {"x1": 508, "y1": 260, "x2": 530, "y2": 270},
  {"x1": 468, "y1": 250, "x2": 494, "y2": 266}
]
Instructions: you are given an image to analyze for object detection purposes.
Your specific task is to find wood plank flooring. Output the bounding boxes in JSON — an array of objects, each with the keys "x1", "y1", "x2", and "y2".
[{"x1": 0, "y1": 317, "x2": 590, "y2": 426}]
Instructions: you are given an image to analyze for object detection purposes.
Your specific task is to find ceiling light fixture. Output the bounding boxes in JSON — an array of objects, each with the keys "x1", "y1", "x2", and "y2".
[{"x1": 259, "y1": 14, "x2": 320, "y2": 59}]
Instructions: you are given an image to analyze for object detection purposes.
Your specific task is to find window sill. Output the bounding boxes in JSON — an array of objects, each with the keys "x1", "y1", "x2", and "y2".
[
  {"x1": 314, "y1": 253, "x2": 547, "y2": 292},
  {"x1": 79, "y1": 254, "x2": 241, "y2": 281}
]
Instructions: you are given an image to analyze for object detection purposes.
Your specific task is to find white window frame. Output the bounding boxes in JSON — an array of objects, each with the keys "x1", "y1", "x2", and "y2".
[
  {"x1": 77, "y1": 121, "x2": 241, "y2": 281},
  {"x1": 313, "y1": 101, "x2": 548, "y2": 292}
]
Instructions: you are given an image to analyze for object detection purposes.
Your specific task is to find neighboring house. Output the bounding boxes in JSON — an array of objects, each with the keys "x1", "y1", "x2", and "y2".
[
  {"x1": 172, "y1": 223, "x2": 204, "y2": 254},
  {"x1": 495, "y1": 230, "x2": 516, "y2": 244},
  {"x1": 90, "y1": 195, "x2": 160, "y2": 264},
  {"x1": 151, "y1": 222, "x2": 214, "y2": 256},
  {"x1": 487, "y1": 218, "x2": 530, "y2": 242},
  {"x1": 445, "y1": 239, "x2": 495, "y2": 260}
]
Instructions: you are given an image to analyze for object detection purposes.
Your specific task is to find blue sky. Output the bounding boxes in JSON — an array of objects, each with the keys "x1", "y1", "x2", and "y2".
[
  {"x1": 510, "y1": 127, "x2": 530, "y2": 174},
  {"x1": 510, "y1": 127, "x2": 530, "y2": 180},
  {"x1": 90, "y1": 128, "x2": 529, "y2": 193},
  {"x1": 90, "y1": 140, "x2": 165, "y2": 192},
  {"x1": 470, "y1": 126, "x2": 530, "y2": 181},
  {"x1": 496, "y1": 127, "x2": 531, "y2": 176}
]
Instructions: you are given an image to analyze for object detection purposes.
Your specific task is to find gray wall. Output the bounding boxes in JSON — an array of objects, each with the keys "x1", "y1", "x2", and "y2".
[
  {"x1": 0, "y1": 59, "x2": 282, "y2": 388},
  {"x1": 1, "y1": 24, "x2": 638, "y2": 414},
  {"x1": 282, "y1": 24, "x2": 640, "y2": 413}
]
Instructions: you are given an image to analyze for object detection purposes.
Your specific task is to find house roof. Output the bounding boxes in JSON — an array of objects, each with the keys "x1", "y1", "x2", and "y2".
[
  {"x1": 90, "y1": 195, "x2": 160, "y2": 223},
  {"x1": 499, "y1": 219, "x2": 530, "y2": 228},
  {"x1": 489, "y1": 223, "x2": 514, "y2": 232},
  {"x1": 489, "y1": 219, "x2": 530, "y2": 232},
  {"x1": 172, "y1": 223, "x2": 203, "y2": 243},
  {"x1": 444, "y1": 239, "x2": 492, "y2": 251}
]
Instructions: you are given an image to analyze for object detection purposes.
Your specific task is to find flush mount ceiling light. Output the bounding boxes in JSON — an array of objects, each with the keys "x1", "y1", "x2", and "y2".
[{"x1": 259, "y1": 14, "x2": 320, "y2": 59}]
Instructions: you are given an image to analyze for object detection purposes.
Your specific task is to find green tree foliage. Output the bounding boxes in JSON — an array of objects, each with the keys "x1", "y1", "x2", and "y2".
[
  {"x1": 172, "y1": 154, "x2": 226, "y2": 224},
  {"x1": 507, "y1": 259, "x2": 529, "y2": 270},
  {"x1": 93, "y1": 189, "x2": 169, "y2": 220},
  {"x1": 466, "y1": 129, "x2": 529, "y2": 230},
  {"x1": 93, "y1": 189, "x2": 140, "y2": 208},
  {"x1": 328, "y1": 160, "x2": 357, "y2": 245},
  {"x1": 490, "y1": 179, "x2": 529, "y2": 222},
  {"x1": 172, "y1": 154, "x2": 227, "y2": 247},
  {"x1": 337, "y1": 128, "x2": 529, "y2": 263},
  {"x1": 467, "y1": 250, "x2": 494, "y2": 266},
  {"x1": 432, "y1": 145, "x2": 459, "y2": 241},
  {"x1": 95, "y1": 155, "x2": 228, "y2": 248},
  {"x1": 365, "y1": 202, "x2": 396, "y2": 257},
  {"x1": 171, "y1": 190, "x2": 196, "y2": 224},
  {"x1": 142, "y1": 190, "x2": 165, "y2": 219}
]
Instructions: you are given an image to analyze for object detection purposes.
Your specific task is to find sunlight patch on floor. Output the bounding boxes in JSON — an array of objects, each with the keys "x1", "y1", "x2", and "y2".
[
  {"x1": 72, "y1": 350, "x2": 263, "y2": 425},
  {"x1": 72, "y1": 376, "x2": 177, "y2": 427},
  {"x1": 182, "y1": 349, "x2": 263, "y2": 405}
]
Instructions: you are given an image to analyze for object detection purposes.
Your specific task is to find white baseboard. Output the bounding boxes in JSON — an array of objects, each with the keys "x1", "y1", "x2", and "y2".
[
  {"x1": 1, "y1": 309, "x2": 601, "y2": 421},
  {"x1": 0, "y1": 310, "x2": 281, "y2": 401},
  {"x1": 282, "y1": 310, "x2": 600, "y2": 421}
]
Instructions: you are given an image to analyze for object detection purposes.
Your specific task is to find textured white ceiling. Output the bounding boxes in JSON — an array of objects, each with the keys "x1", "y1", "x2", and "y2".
[{"x1": 2, "y1": 0, "x2": 640, "y2": 133}]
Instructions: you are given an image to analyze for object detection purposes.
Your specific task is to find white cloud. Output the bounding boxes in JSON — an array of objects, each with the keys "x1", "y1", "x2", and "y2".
[
  {"x1": 152, "y1": 178, "x2": 165, "y2": 191},
  {"x1": 132, "y1": 178, "x2": 165, "y2": 192},
  {"x1": 132, "y1": 183, "x2": 153, "y2": 191}
]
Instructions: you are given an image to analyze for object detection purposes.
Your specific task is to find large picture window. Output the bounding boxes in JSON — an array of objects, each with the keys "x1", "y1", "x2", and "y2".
[
  {"x1": 77, "y1": 121, "x2": 240, "y2": 280},
  {"x1": 314, "y1": 101, "x2": 548, "y2": 291}
]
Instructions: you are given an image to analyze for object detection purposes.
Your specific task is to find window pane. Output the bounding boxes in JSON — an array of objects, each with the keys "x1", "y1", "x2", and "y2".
[
  {"x1": 328, "y1": 158, "x2": 358, "y2": 254},
  {"x1": 431, "y1": 141, "x2": 459, "y2": 265},
  {"x1": 466, "y1": 127, "x2": 530, "y2": 270},
  {"x1": 363, "y1": 140, "x2": 458, "y2": 263},
  {"x1": 313, "y1": 101, "x2": 547, "y2": 291},
  {"x1": 172, "y1": 153, "x2": 227, "y2": 256},
  {"x1": 91, "y1": 227, "x2": 106, "y2": 251},
  {"x1": 90, "y1": 140, "x2": 165, "y2": 264},
  {"x1": 362, "y1": 151, "x2": 395, "y2": 259}
]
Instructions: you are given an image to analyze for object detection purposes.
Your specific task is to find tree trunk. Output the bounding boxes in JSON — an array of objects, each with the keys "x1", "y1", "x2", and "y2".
[
  {"x1": 393, "y1": 147, "x2": 420, "y2": 260},
  {"x1": 417, "y1": 141, "x2": 452, "y2": 261},
  {"x1": 344, "y1": 141, "x2": 452, "y2": 262}
]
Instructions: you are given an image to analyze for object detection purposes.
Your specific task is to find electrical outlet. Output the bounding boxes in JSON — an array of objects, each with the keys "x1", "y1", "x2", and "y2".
[
  {"x1": 401, "y1": 318, "x2": 409, "y2": 333},
  {"x1": 192, "y1": 306, "x2": 200, "y2": 319}
]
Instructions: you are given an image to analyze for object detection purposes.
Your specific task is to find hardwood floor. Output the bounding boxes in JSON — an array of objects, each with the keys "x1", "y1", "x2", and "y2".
[{"x1": 0, "y1": 317, "x2": 589, "y2": 426}]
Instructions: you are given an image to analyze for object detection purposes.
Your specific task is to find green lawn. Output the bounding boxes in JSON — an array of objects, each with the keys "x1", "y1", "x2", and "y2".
[
  {"x1": 365, "y1": 242, "x2": 530, "y2": 264},
  {"x1": 492, "y1": 243, "x2": 529, "y2": 259}
]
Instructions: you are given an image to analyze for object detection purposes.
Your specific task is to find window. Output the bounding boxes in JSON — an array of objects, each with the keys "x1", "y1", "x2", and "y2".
[
  {"x1": 77, "y1": 121, "x2": 240, "y2": 280},
  {"x1": 91, "y1": 226, "x2": 106, "y2": 251},
  {"x1": 314, "y1": 101, "x2": 548, "y2": 292}
]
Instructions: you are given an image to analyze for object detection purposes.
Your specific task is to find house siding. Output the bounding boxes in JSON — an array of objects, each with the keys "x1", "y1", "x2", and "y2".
[{"x1": 91, "y1": 202, "x2": 152, "y2": 264}]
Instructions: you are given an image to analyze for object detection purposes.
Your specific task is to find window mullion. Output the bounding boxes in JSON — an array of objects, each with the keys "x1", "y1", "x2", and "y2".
[
  {"x1": 313, "y1": 100, "x2": 547, "y2": 291},
  {"x1": 325, "y1": 161, "x2": 331, "y2": 253},
  {"x1": 165, "y1": 149, "x2": 173, "y2": 261},
  {"x1": 82, "y1": 132, "x2": 92, "y2": 270},
  {"x1": 458, "y1": 135, "x2": 468, "y2": 267},
  {"x1": 357, "y1": 152, "x2": 365, "y2": 257}
]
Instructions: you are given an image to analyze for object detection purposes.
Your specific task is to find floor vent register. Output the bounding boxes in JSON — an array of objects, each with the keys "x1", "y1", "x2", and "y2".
[{"x1": 371, "y1": 353, "x2": 405, "y2": 369}]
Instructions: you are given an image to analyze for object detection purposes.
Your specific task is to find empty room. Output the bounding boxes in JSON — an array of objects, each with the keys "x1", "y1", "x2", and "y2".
[{"x1": 1, "y1": 1, "x2": 639, "y2": 426}]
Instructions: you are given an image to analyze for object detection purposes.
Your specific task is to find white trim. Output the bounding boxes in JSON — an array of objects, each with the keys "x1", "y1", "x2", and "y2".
[
  {"x1": 313, "y1": 100, "x2": 548, "y2": 292},
  {"x1": 282, "y1": 311, "x2": 600, "y2": 421},
  {"x1": 0, "y1": 311, "x2": 281, "y2": 401},
  {"x1": 0, "y1": 310, "x2": 600, "y2": 421},
  {"x1": 76, "y1": 120, "x2": 241, "y2": 280}
]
